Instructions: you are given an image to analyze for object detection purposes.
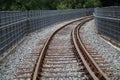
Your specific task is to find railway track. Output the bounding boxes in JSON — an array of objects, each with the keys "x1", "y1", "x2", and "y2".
[
  {"x1": 32, "y1": 18, "x2": 88, "y2": 80},
  {"x1": 15, "y1": 16, "x2": 115, "y2": 80},
  {"x1": 31, "y1": 16, "x2": 110, "y2": 80},
  {"x1": 72, "y1": 17, "x2": 110, "y2": 80}
]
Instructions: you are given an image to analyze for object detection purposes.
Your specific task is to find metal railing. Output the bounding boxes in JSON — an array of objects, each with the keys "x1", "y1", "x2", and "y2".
[
  {"x1": 0, "y1": 8, "x2": 93, "y2": 55},
  {"x1": 94, "y1": 6, "x2": 120, "y2": 43}
]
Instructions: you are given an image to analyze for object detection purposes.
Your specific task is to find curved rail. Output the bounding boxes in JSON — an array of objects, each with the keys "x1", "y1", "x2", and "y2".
[
  {"x1": 72, "y1": 17, "x2": 109, "y2": 80},
  {"x1": 32, "y1": 17, "x2": 87, "y2": 80}
]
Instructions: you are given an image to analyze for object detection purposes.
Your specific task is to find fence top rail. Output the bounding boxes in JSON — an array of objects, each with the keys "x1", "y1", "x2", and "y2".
[
  {"x1": 0, "y1": 8, "x2": 93, "y2": 12},
  {"x1": 0, "y1": 11, "x2": 23, "y2": 12},
  {"x1": 95, "y1": 6, "x2": 120, "y2": 9},
  {"x1": 0, "y1": 19, "x2": 27, "y2": 29},
  {"x1": 93, "y1": 13, "x2": 120, "y2": 21}
]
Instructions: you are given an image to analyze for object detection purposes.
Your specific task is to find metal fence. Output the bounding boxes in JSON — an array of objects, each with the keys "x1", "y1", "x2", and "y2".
[
  {"x1": 94, "y1": 6, "x2": 120, "y2": 43},
  {"x1": 0, "y1": 8, "x2": 93, "y2": 55},
  {"x1": 0, "y1": 11, "x2": 26, "y2": 26}
]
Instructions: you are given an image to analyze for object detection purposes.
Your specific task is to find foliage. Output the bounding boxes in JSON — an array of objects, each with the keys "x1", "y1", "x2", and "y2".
[
  {"x1": 57, "y1": 3, "x2": 69, "y2": 10},
  {"x1": 0, "y1": 0, "x2": 119, "y2": 10},
  {"x1": 83, "y1": 0, "x2": 101, "y2": 8},
  {"x1": 100, "y1": 0, "x2": 120, "y2": 6},
  {"x1": 0, "y1": 0, "x2": 14, "y2": 10}
]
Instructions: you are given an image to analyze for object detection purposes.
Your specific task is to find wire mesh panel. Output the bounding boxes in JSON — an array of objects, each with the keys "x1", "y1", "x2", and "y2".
[
  {"x1": 28, "y1": 9, "x2": 93, "y2": 32},
  {"x1": 0, "y1": 11, "x2": 25, "y2": 27},
  {"x1": 0, "y1": 8, "x2": 93, "y2": 55},
  {"x1": 0, "y1": 20, "x2": 27, "y2": 55},
  {"x1": 94, "y1": 6, "x2": 120, "y2": 43}
]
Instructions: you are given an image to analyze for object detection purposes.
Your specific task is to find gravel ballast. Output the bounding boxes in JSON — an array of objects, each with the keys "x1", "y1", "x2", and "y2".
[
  {"x1": 0, "y1": 18, "x2": 81, "y2": 80},
  {"x1": 80, "y1": 20, "x2": 120, "y2": 75},
  {"x1": 0, "y1": 18, "x2": 119, "y2": 80}
]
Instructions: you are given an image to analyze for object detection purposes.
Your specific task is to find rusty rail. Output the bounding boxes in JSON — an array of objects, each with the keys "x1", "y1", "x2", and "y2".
[
  {"x1": 32, "y1": 17, "x2": 87, "y2": 80},
  {"x1": 32, "y1": 16, "x2": 109, "y2": 80},
  {"x1": 72, "y1": 16, "x2": 109, "y2": 80}
]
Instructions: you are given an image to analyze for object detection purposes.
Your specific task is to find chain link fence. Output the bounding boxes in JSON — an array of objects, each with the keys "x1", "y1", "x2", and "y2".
[
  {"x1": 94, "y1": 6, "x2": 120, "y2": 43},
  {"x1": 0, "y1": 8, "x2": 93, "y2": 55}
]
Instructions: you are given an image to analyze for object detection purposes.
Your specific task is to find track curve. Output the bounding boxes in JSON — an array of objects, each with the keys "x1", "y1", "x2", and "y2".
[
  {"x1": 32, "y1": 16, "x2": 109, "y2": 80},
  {"x1": 72, "y1": 17, "x2": 109, "y2": 80}
]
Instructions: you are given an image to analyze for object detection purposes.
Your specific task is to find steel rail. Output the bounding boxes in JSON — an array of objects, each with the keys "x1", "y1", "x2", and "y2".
[
  {"x1": 72, "y1": 16, "x2": 109, "y2": 80},
  {"x1": 32, "y1": 17, "x2": 87, "y2": 80}
]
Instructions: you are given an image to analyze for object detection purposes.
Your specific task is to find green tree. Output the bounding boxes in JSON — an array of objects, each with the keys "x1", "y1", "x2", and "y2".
[
  {"x1": 0, "y1": 0, "x2": 102, "y2": 10},
  {"x1": 83, "y1": 0, "x2": 101, "y2": 8},
  {"x1": 57, "y1": 3, "x2": 69, "y2": 9},
  {"x1": 0, "y1": 0, "x2": 15, "y2": 10},
  {"x1": 100, "y1": 0, "x2": 120, "y2": 6}
]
